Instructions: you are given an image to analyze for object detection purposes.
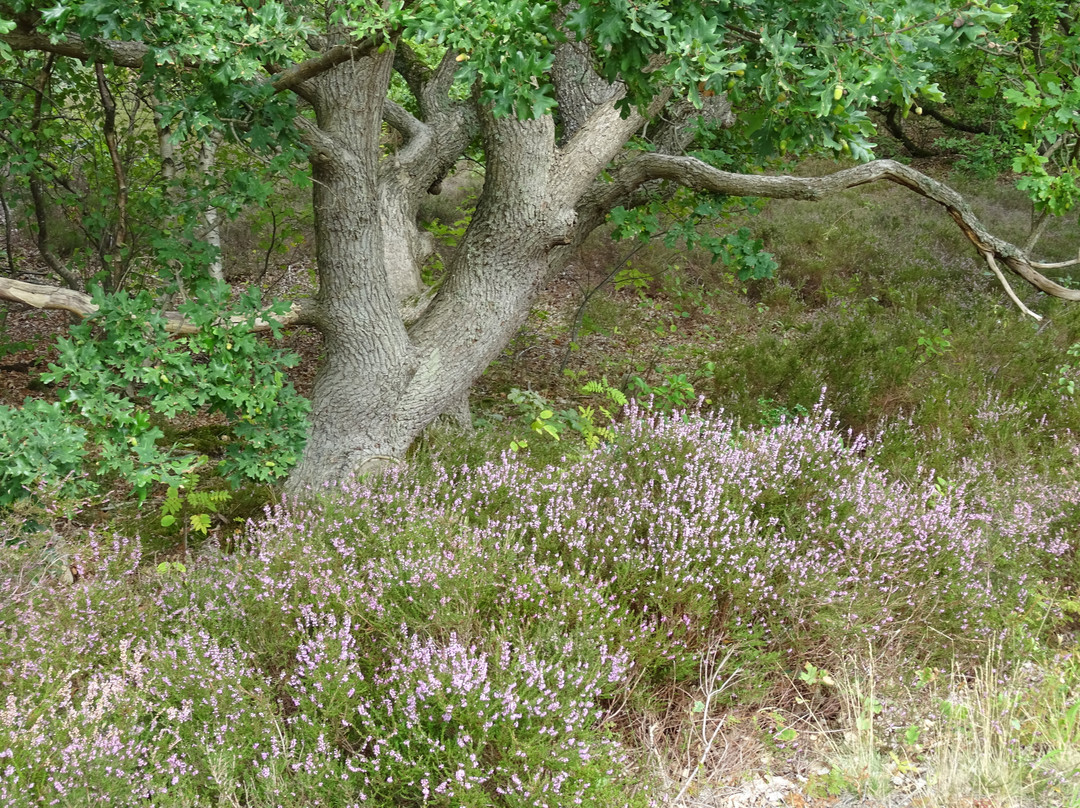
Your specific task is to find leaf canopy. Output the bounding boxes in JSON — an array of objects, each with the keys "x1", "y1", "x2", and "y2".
[{"x1": 1, "y1": 0, "x2": 1013, "y2": 159}]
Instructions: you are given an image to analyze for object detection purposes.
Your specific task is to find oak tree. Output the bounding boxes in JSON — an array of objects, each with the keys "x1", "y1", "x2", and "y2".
[{"x1": 2, "y1": 0, "x2": 1078, "y2": 493}]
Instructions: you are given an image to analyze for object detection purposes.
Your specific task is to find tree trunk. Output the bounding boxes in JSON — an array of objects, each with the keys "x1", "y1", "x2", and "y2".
[
  {"x1": 284, "y1": 95, "x2": 566, "y2": 493},
  {"x1": 284, "y1": 53, "x2": 423, "y2": 490},
  {"x1": 197, "y1": 133, "x2": 225, "y2": 282}
]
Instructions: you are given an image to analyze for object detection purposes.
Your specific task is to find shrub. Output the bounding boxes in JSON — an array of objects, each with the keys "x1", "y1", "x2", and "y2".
[
  {"x1": 1, "y1": 282, "x2": 309, "y2": 510},
  {"x1": 0, "y1": 400, "x2": 88, "y2": 508},
  {"x1": 1, "y1": 409, "x2": 1075, "y2": 805}
]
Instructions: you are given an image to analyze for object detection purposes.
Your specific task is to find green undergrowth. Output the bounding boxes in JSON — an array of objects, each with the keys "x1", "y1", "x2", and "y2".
[{"x1": 481, "y1": 163, "x2": 1080, "y2": 484}]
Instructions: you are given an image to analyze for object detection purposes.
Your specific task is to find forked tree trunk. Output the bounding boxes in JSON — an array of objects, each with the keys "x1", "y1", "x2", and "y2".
[
  {"x1": 284, "y1": 76, "x2": 568, "y2": 493},
  {"x1": 6, "y1": 15, "x2": 1076, "y2": 498}
]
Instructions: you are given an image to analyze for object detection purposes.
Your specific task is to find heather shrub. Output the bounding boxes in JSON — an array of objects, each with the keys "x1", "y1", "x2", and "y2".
[{"x1": 1, "y1": 407, "x2": 1076, "y2": 806}]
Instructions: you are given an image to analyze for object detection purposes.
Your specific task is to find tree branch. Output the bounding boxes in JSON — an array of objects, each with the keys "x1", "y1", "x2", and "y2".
[
  {"x1": 94, "y1": 61, "x2": 128, "y2": 281},
  {"x1": 291, "y1": 115, "x2": 344, "y2": 166},
  {"x1": 267, "y1": 39, "x2": 381, "y2": 95},
  {"x1": 1, "y1": 30, "x2": 151, "y2": 68},
  {"x1": 649, "y1": 95, "x2": 736, "y2": 155},
  {"x1": 922, "y1": 102, "x2": 991, "y2": 135},
  {"x1": 0, "y1": 277, "x2": 318, "y2": 333},
  {"x1": 879, "y1": 103, "x2": 937, "y2": 158},
  {"x1": 2, "y1": 29, "x2": 379, "y2": 97},
  {"x1": 579, "y1": 154, "x2": 1080, "y2": 315},
  {"x1": 551, "y1": 39, "x2": 624, "y2": 146},
  {"x1": 393, "y1": 43, "x2": 460, "y2": 120},
  {"x1": 25, "y1": 55, "x2": 83, "y2": 291},
  {"x1": 553, "y1": 89, "x2": 671, "y2": 206},
  {"x1": 383, "y1": 99, "x2": 433, "y2": 166}
]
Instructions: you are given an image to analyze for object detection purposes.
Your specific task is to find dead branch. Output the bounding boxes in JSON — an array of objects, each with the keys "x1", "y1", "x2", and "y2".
[{"x1": 0, "y1": 276, "x2": 317, "y2": 334}]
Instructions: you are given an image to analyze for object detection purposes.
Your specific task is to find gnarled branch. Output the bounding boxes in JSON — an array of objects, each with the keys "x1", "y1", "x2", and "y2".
[
  {"x1": 551, "y1": 39, "x2": 623, "y2": 146},
  {"x1": 393, "y1": 43, "x2": 460, "y2": 120},
  {"x1": 1, "y1": 29, "x2": 379, "y2": 98},
  {"x1": 576, "y1": 154, "x2": 1080, "y2": 316},
  {"x1": 1, "y1": 30, "x2": 151, "y2": 68},
  {"x1": 268, "y1": 40, "x2": 381, "y2": 95},
  {"x1": 383, "y1": 99, "x2": 434, "y2": 166}
]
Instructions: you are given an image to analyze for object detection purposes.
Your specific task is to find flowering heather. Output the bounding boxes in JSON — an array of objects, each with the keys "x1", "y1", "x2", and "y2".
[{"x1": 0, "y1": 407, "x2": 1075, "y2": 806}]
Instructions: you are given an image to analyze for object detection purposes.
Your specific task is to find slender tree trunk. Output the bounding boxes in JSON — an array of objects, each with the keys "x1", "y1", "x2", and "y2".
[
  {"x1": 197, "y1": 133, "x2": 225, "y2": 282},
  {"x1": 286, "y1": 53, "x2": 423, "y2": 490}
]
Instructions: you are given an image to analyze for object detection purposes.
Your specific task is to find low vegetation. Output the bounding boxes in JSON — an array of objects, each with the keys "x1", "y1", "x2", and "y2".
[{"x1": 2, "y1": 168, "x2": 1080, "y2": 807}]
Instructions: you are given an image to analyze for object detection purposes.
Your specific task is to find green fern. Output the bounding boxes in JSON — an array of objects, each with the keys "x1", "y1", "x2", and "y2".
[{"x1": 160, "y1": 474, "x2": 232, "y2": 536}]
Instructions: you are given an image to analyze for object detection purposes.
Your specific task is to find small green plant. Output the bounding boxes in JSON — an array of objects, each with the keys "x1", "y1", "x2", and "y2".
[
  {"x1": 613, "y1": 265, "x2": 653, "y2": 299},
  {"x1": 756, "y1": 397, "x2": 810, "y2": 427},
  {"x1": 1056, "y1": 343, "x2": 1080, "y2": 396},
  {"x1": 805, "y1": 766, "x2": 854, "y2": 799},
  {"x1": 936, "y1": 133, "x2": 1019, "y2": 180},
  {"x1": 421, "y1": 212, "x2": 472, "y2": 284},
  {"x1": 929, "y1": 475, "x2": 953, "y2": 501},
  {"x1": 916, "y1": 327, "x2": 953, "y2": 361},
  {"x1": 160, "y1": 475, "x2": 232, "y2": 538},
  {"x1": 855, "y1": 694, "x2": 883, "y2": 733},
  {"x1": 507, "y1": 388, "x2": 563, "y2": 446},
  {"x1": 901, "y1": 724, "x2": 922, "y2": 748},
  {"x1": 628, "y1": 372, "x2": 697, "y2": 412},
  {"x1": 665, "y1": 271, "x2": 717, "y2": 318},
  {"x1": 507, "y1": 379, "x2": 627, "y2": 452},
  {"x1": 715, "y1": 227, "x2": 779, "y2": 281},
  {"x1": 0, "y1": 309, "x2": 33, "y2": 361},
  {"x1": 798, "y1": 662, "x2": 835, "y2": 688},
  {"x1": 572, "y1": 378, "x2": 627, "y2": 448},
  {"x1": 158, "y1": 473, "x2": 232, "y2": 559}
]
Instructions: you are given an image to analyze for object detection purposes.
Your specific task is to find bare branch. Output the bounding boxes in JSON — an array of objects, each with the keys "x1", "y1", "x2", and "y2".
[
  {"x1": 393, "y1": 43, "x2": 460, "y2": 119},
  {"x1": 0, "y1": 184, "x2": 15, "y2": 278},
  {"x1": 1, "y1": 30, "x2": 151, "y2": 68},
  {"x1": 0, "y1": 277, "x2": 318, "y2": 333},
  {"x1": 551, "y1": 40, "x2": 623, "y2": 146},
  {"x1": 383, "y1": 99, "x2": 433, "y2": 165},
  {"x1": 879, "y1": 103, "x2": 937, "y2": 158},
  {"x1": 1024, "y1": 208, "x2": 1052, "y2": 256},
  {"x1": 268, "y1": 39, "x2": 381, "y2": 95},
  {"x1": 426, "y1": 48, "x2": 464, "y2": 113},
  {"x1": 553, "y1": 89, "x2": 671, "y2": 205},
  {"x1": 983, "y1": 250, "x2": 1041, "y2": 320},
  {"x1": 1031, "y1": 256, "x2": 1080, "y2": 270},
  {"x1": 25, "y1": 55, "x2": 83, "y2": 291},
  {"x1": 292, "y1": 115, "x2": 344, "y2": 165},
  {"x1": 392, "y1": 41, "x2": 432, "y2": 101},
  {"x1": 94, "y1": 62, "x2": 128, "y2": 270},
  {"x1": 579, "y1": 153, "x2": 1080, "y2": 314},
  {"x1": 922, "y1": 102, "x2": 991, "y2": 135},
  {"x1": 649, "y1": 95, "x2": 736, "y2": 155}
]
